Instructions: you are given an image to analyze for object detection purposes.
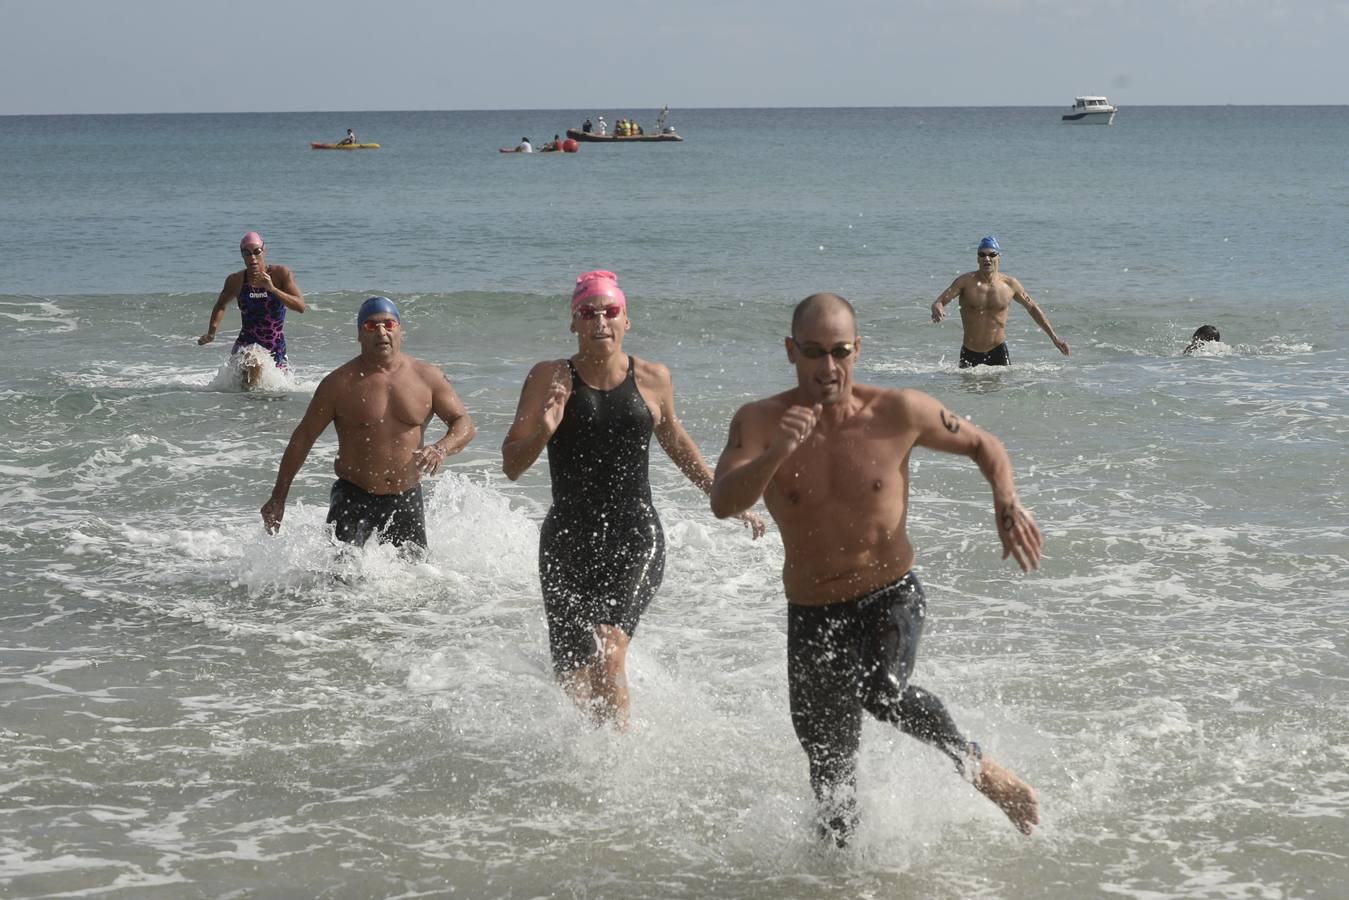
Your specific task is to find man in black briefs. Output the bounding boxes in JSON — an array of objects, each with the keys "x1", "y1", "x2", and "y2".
[
  {"x1": 930, "y1": 235, "x2": 1070, "y2": 367},
  {"x1": 261, "y1": 296, "x2": 475, "y2": 551},
  {"x1": 711, "y1": 292, "x2": 1041, "y2": 844}
]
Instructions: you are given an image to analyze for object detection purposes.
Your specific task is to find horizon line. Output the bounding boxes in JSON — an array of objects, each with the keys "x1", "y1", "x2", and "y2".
[{"x1": 3, "y1": 102, "x2": 1347, "y2": 118}]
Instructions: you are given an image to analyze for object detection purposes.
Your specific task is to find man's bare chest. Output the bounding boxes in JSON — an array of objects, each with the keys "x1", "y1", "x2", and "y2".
[
  {"x1": 338, "y1": 380, "x2": 430, "y2": 429},
  {"x1": 771, "y1": 435, "x2": 909, "y2": 508},
  {"x1": 960, "y1": 284, "x2": 1012, "y2": 315}
]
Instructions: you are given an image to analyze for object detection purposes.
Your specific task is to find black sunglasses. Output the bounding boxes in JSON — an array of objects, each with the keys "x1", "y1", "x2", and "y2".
[{"x1": 791, "y1": 338, "x2": 856, "y2": 360}]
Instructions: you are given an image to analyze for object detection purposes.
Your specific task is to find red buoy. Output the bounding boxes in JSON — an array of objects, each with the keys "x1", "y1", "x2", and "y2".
[{"x1": 562, "y1": 139, "x2": 579, "y2": 153}]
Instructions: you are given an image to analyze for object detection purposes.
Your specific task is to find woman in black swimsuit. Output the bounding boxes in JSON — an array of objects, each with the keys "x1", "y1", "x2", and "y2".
[{"x1": 502, "y1": 270, "x2": 764, "y2": 729}]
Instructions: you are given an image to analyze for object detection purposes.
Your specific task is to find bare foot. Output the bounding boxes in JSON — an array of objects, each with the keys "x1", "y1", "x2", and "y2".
[{"x1": 974, "y1": 756, "x2": 1040, "y2": 835}]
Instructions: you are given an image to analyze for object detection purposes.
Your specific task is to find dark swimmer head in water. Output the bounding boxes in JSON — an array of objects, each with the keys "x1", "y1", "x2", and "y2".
[{"x1": 1184, "y1": 325, "x2": 1221, "y2": 355}]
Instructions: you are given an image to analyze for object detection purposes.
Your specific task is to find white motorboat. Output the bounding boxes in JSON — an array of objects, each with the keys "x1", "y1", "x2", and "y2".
[{"x1": 1061, "y1": 96, "x2": 1117, "y2": 124}]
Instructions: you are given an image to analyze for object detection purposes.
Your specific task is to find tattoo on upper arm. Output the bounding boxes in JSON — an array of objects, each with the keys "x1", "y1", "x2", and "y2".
[{"x1": 939, "y1": 409, "x2": 961, "y2": 435}]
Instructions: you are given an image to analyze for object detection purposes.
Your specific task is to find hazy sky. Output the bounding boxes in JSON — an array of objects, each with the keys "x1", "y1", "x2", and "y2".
[{"x1": 3, "y1": 0, "x2": 1346, "y2": 114}]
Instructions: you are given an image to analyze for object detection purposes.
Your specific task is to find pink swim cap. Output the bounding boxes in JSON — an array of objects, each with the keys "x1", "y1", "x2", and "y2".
[
  {"x1": 571, "y1": 270, "x2": 626, "y2": 312},
  {"x1": 240, "y1": 232, "x2": 264, "y2": 250}
]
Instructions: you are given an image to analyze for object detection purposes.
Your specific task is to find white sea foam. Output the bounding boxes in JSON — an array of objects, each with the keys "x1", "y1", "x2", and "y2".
[
  {"x1": 204, "y1": 345, "x2": 300, "y2": 393},
  {"x1": 0, "y1": 298, "x2": 78, "y2": 333}
]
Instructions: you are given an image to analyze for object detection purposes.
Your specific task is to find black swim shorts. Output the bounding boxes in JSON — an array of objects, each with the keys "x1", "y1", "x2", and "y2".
[{"x1": 326, "y1": 478, "x2": 427, "y2": 549}]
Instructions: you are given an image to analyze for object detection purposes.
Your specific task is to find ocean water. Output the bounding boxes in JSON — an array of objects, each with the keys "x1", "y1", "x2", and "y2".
[{"x1": 1, "y1": 107, "x2": 1346, "y2": 898}]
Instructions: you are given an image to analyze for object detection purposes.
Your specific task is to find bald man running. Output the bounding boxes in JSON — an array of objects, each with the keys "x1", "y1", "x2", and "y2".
[{"x1": 711, "y1": 292, "x2": 1041, "y2": 844}]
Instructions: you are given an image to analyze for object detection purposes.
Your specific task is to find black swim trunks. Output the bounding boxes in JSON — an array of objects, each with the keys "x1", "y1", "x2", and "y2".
[
  {"x1": 787, "y1": 572, "x2": 976, "y2": 842},
  {"x1": 325, "y1": 478, "x2": 427, "y2": 549},
  {"x1": 539, "y1": 357, "x2": 665, "y2": 673},
  {"x1": 959, "y1": 343, "x2": 1011, "y2": 368}
]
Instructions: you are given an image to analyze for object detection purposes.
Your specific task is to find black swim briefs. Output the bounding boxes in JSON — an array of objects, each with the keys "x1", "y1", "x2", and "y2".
[{"x1": 959, "y1": 343, "x2": 1011, "y2": 368}]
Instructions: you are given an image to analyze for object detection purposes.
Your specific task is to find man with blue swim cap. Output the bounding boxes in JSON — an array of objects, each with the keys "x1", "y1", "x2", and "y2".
[
  {"x1": 930, "y1": 235, "x2": 1070, "y2": 367},
  {"x1": 261, "y1": 297, "x2": 476, "y2": 551}
]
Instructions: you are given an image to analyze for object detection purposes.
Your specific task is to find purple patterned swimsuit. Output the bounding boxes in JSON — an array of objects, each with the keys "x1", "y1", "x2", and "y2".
[{"x1": 232, "y1": 274, "x2": 288, "y2": 367}]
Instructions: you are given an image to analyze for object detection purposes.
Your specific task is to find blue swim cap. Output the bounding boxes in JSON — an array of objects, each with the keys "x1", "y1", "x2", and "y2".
[
  {"x1": 979, "y1": 235, "x2": 1001, "y2": 252},
  {"x1": 357, "y1": 296, "x2": 401, "y2": 327}
]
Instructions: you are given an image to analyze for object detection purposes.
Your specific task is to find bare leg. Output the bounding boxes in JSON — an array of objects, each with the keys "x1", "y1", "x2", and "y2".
[
  {"x1": 589, "y1": 625, "x2": 632, "y2": 732},
  {"x1": 555, "y1": 626, "x2": 632, "y2": 731},
  {"x1": 242, "y1": 358, "x2": 262, "y2": 389},
  {"x1": 972, "y1": 753, "x2": 1040, "y2": 835}
]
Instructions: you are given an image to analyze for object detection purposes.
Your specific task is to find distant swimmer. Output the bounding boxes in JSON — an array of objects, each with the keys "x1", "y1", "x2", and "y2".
[
  {"x1": 261, "y1": 297, "x2": 475, "y2": 552},
  {"x1": 502, "y1": 270, "x2": 765, "y2": 731},
  {"x1": 199, "y1": 232, "x2": 305, "y2": 387},
  {"x1": 930, "y1": 236, "x2": 1070, "y2": 367},
  {"x1": 1184, "y1": 324, "x2": 1221, "y2": 355},
  {"x1": 339, "y1": 128, "x2": 358, "y2": 145},
  {"x1": 711, "y1": 293, "x2": 1042, "y2": 845}
]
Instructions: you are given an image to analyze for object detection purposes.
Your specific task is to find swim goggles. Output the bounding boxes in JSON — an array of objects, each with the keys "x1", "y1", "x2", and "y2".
[{"x1": 575, "y1": 305, "x2": 624, "y2": 321}]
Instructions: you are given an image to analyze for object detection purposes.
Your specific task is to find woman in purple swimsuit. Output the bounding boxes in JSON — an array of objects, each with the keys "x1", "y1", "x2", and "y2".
[{"x1": 198, "y1": 232, "x2": 306, "y2": 382}]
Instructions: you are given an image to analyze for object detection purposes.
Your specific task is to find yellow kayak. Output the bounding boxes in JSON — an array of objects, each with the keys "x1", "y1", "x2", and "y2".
[{"x1": 311, "y1": 142, "x2": 380, "y2": 150}]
